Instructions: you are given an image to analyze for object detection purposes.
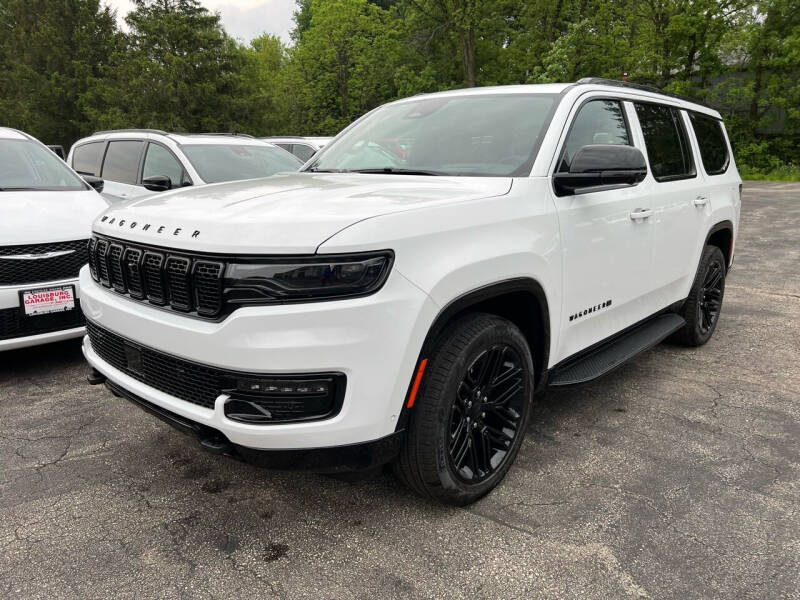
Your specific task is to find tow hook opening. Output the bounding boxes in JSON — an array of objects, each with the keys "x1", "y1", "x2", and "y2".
[{"x1": 87, "y1": 368, "x2": 107, "y2": 386}]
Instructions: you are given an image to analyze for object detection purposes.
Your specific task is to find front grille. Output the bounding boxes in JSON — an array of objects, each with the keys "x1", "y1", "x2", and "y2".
[
  {"x1": 88, "y1": 235, "x2": 224, "y2": 318},
  {"x1": 0, "y1": 239, "x2": 89, "y2": 286},
  {"x1": 0, "y1": 301, "x2": 85, "y2": 341},
  {"x1": 86, "y1": 320, "x2": 345, "y2": 422}
]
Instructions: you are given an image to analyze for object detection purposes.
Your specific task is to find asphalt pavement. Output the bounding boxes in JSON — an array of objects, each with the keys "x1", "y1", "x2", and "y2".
[{"x1": 1, "y1": 181, "x2": 798, "y2": 599}]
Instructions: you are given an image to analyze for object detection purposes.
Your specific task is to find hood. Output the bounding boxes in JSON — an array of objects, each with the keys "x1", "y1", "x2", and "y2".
[
  {"x1": 1, "y1": 190, "x2": 109, "y2": 246},
  {"x1": 92, "y1": 172, "x2": 512, "y2": 254}
]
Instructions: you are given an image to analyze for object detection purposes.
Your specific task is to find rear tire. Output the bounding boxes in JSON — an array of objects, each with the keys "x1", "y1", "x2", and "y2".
[
  {"x1": 672, "y1": 245, "x2": 726, "y2": 347},
  {"x1": 393, "y1": 313, "x2": 534, "y2": 505}
]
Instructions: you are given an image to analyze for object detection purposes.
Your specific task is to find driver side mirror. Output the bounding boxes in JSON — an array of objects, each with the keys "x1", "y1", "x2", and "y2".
[
  {"x1": 554, "y1": 145, "x2": 647, "y2": 196},
  {"x1": 143, "y1": 175, "x2": 172, "y2": 193},
  {"x1": 83, "y1": 175, "x2": 104, "y2": 193}
]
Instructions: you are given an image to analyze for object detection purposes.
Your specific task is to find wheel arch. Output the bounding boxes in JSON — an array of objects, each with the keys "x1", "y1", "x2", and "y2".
[
  {"x1": 705, "y1": 220, "x2": 734, "y2": 270},
  {"x1": 395, "y1": 277, "x2": 551, "y2": 431}
]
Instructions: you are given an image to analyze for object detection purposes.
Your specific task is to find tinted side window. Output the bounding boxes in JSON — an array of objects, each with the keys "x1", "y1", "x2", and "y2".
[
  {"x1": 689, "y1": 113, "x2": 729, "y2": 175},
  {"x1": 291, "y1": 144, "x2": 316, "y2": 162},
  {"x1": 101, "y1": 141, "x2": 144, "y2": 184},
  {"x1": 143, "y1": 143, "x2": 187, "y2": 186},
  {"x1": 635, "y1": 104, "x2": 695, "y2": 181},
  {"x1": 559, "y1": 99, "x2": 630, "y2": 172},
  {"x1": 72, "y1": 142, "x2": 105, "y2": 176}
]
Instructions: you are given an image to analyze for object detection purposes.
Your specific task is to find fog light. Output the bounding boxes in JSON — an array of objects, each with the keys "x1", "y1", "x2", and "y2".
[
  {"x1": 223, "y1": 374, "x2": 344, "y2": 424},
  {"x1": 236, "y1": 378, "x2": 329, "y2": 396}
]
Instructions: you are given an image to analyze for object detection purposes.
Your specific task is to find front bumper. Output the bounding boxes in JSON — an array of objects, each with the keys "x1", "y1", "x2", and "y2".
[
  {"x1": 102, "y1": 377, "x2": 405, "y2": 472},
  {"x1": 79, "y1": 265, "x2": 438, "y2": 452}
]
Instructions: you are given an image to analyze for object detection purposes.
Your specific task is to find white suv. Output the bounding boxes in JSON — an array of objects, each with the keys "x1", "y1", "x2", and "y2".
[
  {"x1": 68, "y1": 130, "x2": 303, "y2": 204},
  {"x1": 80, "y1": 79, "x2": 740, "y2": 504},
  {"x1": 0, "y1": 128, "x2": 107, "y2": 351}
]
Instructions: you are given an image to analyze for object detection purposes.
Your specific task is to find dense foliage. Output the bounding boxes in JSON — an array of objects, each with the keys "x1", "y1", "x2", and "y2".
[{"x1": 0, "y1": 0, "x2": 798, "y2": 178}]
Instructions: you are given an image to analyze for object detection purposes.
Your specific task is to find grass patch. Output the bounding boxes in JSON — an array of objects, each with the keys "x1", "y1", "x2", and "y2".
[{"x1": 739, "y1": 162, "x2": 800, "y2": 181}]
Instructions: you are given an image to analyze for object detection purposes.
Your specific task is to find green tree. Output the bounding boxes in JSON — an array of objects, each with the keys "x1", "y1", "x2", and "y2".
[
  {"x1": 283, "y1": 0, "x2": 403, "y2": 134},
  {"x1": 0, "y1": 0, "x2": 117, "y2": 147},
  {"x1": 84, "y1": 0, "x2": 251, "y2": 133}
]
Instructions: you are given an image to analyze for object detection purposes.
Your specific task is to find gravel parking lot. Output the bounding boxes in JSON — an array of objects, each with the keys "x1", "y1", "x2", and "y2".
[{"x1": 1, "y1": 181, "x2": 798, "y2": 600}]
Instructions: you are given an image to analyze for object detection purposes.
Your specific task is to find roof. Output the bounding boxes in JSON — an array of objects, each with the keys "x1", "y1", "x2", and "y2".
[
  {"x1": 78, "y1": 129, "x2": 274, "y2": 147},
  {"x1": 0, "y1": 127, "x2": 29, "y2": 141}
]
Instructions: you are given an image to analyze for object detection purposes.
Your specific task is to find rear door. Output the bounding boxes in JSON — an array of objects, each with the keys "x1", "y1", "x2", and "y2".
[
  {"x1": 631, "y1": 103, "x2": 708, "y2": 306},
  {"x1": 550, "y1": 96, "x2": 655, "y2": 362},
  {"x1": 100, "y1": 140, "x2": 147, "y2": 203}
]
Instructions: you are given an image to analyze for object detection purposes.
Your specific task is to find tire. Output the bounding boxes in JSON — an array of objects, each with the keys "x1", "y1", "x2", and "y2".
[
  {"x1": 672, "y1": 245, "x2": 726, "y2": 347},
  {"x1": 393, "y1": 313, "x2": 535, "y2": 505}
]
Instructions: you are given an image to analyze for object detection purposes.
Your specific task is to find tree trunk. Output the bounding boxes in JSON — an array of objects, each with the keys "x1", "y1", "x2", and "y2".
[{"x1": 461, "y1": 26, "x2": 476, "y2": 87}]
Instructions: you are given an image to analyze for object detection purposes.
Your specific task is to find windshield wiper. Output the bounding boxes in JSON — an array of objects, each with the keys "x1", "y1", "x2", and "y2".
[
  {"x1": 347, "y1": 167, "x2": 444, "y2": 176},
  {"x1": 305, "y1": 167, "x2": 344, "y2": 173}
]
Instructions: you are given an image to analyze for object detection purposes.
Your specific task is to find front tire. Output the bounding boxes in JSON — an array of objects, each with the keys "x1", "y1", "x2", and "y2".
[
  {"x1": 394, "y1": 313, "x2": 534, "y2": 505},
  {"x1": 673, "y1": 245, "x2": 726, "y2": 346}
]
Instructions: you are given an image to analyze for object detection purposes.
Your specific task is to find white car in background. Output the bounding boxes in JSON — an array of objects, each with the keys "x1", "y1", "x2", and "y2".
[
  {"x1": 0, "y1": 127, "x2": 107, "y2": 351},
  {"x1": 68, "y1": 130, "x2": 303, "y2": 204},
  {"x1": 260, "y1": 136, "x2": 333, "y2": 162}
]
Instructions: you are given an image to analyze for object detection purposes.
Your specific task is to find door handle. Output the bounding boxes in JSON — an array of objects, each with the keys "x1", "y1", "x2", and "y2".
[
  {"x1": 629, "y1": 208, "x2": 652, "y2": 220},
  {"x1": 693, "y1": 195, "x2": 708, "y2": 206}
]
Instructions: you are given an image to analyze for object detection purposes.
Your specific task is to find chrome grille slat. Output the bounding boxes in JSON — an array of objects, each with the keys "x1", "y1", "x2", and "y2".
[{"x1": 0, "y1": 239, "x2": 89, "y2": 286}]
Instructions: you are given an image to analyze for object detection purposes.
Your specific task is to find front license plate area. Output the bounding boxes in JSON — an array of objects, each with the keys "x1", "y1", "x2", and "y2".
[{"x1": 19, "y1": 285, "x2": 76, "y2": 317}]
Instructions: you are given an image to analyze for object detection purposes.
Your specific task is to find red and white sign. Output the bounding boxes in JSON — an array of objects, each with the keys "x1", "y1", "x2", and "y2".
[{"x1": 21, "y1": 286, "x2": 75, "y2": 316}]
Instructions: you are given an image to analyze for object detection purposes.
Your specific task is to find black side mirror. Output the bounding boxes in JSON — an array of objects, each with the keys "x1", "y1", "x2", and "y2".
[
  {"x1": 83, "y1": 175, "x2": 104, "y2": 193},
  {"x1": 554, "y1": 144, "x2": 647, "y2": 196},
  {"x1": 143, "y1": 175, "x2": 172, "y2": 192}
]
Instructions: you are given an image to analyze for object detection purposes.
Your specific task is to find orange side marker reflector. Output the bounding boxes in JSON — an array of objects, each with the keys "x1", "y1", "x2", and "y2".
[{"x1": 406, "y1": 359, "x2": 428, "y2": 408}]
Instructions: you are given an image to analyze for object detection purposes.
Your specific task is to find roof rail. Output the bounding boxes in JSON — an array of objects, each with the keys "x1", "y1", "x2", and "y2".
[
  {"x1": 92, "y1": 128, "x2": 169, "y2": 136},
  {"x1": 575, "y1": 77, "x2": 701, "y2": 106},
  {"x1": 262, "y1": 135, "x2": 305, "y2": 139},
  {"x1": 190, "y1": 132, "x2": 255, "y2": 138}
]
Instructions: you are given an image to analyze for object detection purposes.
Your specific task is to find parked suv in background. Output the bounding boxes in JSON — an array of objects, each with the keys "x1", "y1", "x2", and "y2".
[
  {"x1": 261, "y1": 136, "x2": 333, "y2": 161},
  {"x1": 0, "y1": 127, "x2": 107, "y2": 351},
  {"x1": 68, "y1": 130, "x2": 303, "y2": 203},
  {"x1": 81, "y1": 79, "x2": 740, "y2": 504}
]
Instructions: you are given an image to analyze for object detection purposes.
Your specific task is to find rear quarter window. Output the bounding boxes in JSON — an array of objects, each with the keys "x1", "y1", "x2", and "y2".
[
  {"x1": 689, "y1": 113, "x2": 730, "y2": 175},
  {"x1": 72, "y1": 141, "x2": 105, "y2": 176}
]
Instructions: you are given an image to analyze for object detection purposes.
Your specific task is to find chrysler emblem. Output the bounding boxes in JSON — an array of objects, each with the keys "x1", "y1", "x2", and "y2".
[{"x1": 0, "y1": 250, "x2": 75, "y2": 260}]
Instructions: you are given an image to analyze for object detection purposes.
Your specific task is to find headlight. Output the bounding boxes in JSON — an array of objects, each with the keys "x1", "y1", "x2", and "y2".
[{"x1": 225, "y1": 251, "x2": 394, "y2": 305}]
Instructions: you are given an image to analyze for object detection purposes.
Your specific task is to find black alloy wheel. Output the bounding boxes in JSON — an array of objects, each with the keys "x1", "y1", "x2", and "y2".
[
  {"x1": 394, "y1": 313, "x2": 535, "y2": 505},
  {"x1": 673, "y1": 244, "x2": 727, "y2": 346},
  {"x1": 698, "y1": 257, "x2": 724, "y2": 334},
  {"x1": 449, "y1": 344, "x2": 526, "y2": 483}
]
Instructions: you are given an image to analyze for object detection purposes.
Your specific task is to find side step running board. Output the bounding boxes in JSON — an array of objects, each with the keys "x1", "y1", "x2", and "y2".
[{"x1": 548, "y1": 313, "x2": 686, "y2": 387}]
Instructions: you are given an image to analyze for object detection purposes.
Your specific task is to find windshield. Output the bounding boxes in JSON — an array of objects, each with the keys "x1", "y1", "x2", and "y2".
[
  {"x1": 307, "y1": 94, "x2": 557, "y2": 177},
  {"x1": 182, "y1": 144, "x2": 303, "y2": 183},
  {"x1": 0, "y1": 139, "x2": 87, "y2": 191}
]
